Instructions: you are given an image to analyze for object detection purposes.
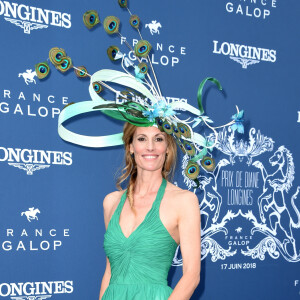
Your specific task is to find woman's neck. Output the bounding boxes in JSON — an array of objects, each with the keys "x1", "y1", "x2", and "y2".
[{"x1": 134, "y1": 168, "x2": 163, "y2": 197}]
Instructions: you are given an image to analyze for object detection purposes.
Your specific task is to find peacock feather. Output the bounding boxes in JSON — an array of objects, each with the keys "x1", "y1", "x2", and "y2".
[
  {"x1": 49, "y1": 47, "x2": 66, "y2": 66},
  {"x1": 129, "y1": 15, "x2": 140, "y2": 29},
  {"x1": 185, "y1": 161, "x2": 200, "y2": 180},
  {"x1": 74, "y1": 66, "x2": 89, "y2": 78},
  {"x1": 55, "y1": 56, "x2": 73, "y2": 73},
  {"x1": 155, "y1": 118, "x2": 164, "y2": 131},
  {"x1": 137, "y1": 62, "x2": 148, "y2": 74},
  {"x1": 201, "y1": 156, "x2": 216, "y2": 172},
  {"x1": 103, "y1": 16, "x2": 120, "y2": 35},
  {"x1": 175, "y1": 138, "x2": 185, "y2": 153},
  {"x1": 92, "y1": 81, "x2": 103, "y2": 94},
  {"x1": 162, "y1": 120, "x2": 173, "y2": 134},
  {"x1": 134, "y1": 40, "x2": 152, "y2": 58},
  {"x1": 172, "y1": 124, "x2": 181, "y2": 139},
  {"x1": 183, "y1": 141, "x2": 196, "y2": 157},
  {"x1": 35, "y1": 62, "x2": 50, "y2": 79},
  {"x1": 83, "y1": 10, "x2": 100, "y2": 29},
  {"x1": 177, "y1": 123, "x2": 191, "y2": 138},
  {"x1": 107, "y1": 46, "x2": 122, "y2": 61},
  {"x1": 118, "y1": 0, "x2": 127, "y2": 8}
]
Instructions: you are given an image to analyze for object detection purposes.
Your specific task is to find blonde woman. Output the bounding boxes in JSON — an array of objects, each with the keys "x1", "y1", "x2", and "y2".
[{"x1": 99, "y1": 123, "x2": 201, "y2": 300}]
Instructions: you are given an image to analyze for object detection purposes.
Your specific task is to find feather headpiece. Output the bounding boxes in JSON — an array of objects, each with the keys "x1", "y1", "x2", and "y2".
[{"x1": 35, "y1": 0, "x2": 244, "y2": 187}]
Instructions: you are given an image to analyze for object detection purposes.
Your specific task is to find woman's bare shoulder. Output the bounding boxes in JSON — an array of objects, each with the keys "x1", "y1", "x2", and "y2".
[
  {"x1": 166, "y1": 181, "x2": 197, "y2": 199},
  {"x1": 103, "y1": 190, "x2": 124, "y2": 211},
  {"x1": 103, "y1": 190, "x2": 125, "y2": 229},
  {"x1": 166, "y1": 181, "x2": 199, "y2": 210}
]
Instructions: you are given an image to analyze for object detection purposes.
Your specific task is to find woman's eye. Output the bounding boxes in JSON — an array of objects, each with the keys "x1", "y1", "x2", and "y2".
[
  {"x1": 156, "y1": 137, "x2": 164, "y2": 142},
  {"x1": 136, "y1": 136, "x2": 164, "y2": 142}
]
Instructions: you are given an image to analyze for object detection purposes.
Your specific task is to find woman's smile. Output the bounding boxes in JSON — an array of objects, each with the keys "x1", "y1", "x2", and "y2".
[{"x1": 142, "y1": 154, "x2": 159, "y2": 160}]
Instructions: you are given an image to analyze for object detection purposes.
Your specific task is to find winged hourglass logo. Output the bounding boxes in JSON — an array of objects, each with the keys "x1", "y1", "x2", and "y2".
[
  {"x1": 4, "y1": 18, "x2": 48, "y2": 34},
  {"x1": 8, "y1": 163, "x2": 50, "y2": 175},
  {"x1": 229, "y1": 57, "x2": 260, "y2": 69},
  {"x1": 11, "y1": 295, "x2": 51, "y2": 300}
]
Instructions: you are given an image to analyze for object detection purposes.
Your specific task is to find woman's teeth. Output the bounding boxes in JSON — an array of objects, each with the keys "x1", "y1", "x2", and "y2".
[{"x1": 143, "y1": 155, "x2": 158, "y2": 159}]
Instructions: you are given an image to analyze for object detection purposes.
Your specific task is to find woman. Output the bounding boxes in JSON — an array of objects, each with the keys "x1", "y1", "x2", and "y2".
[{"x1": 99, "y1": 123, "x2": 201, "y2": 300}]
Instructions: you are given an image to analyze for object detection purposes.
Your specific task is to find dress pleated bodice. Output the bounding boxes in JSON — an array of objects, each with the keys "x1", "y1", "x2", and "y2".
[{"x1": 102, "y1": 178, "x2": 178, "y2": 300}]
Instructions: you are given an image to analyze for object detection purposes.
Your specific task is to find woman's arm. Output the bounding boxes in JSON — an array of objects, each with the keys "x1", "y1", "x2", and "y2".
[
  {"x1": 99, "y1": 193, "x2": 118, "y2": 300},
  {"x1": 168, "y1": 192, "x2": 201, "y2": 300},
  {"x1": 99, "y1": 257, "x2": 111, "y2": 300}
]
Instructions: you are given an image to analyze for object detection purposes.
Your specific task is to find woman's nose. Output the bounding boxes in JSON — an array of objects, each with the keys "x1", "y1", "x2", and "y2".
[{"x1": 146, "y1": 140, "x2": 154, "y2": 151}]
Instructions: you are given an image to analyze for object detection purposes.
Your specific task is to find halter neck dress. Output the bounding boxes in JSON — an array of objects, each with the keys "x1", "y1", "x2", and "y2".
[{"x1": 102, "y1": 178, "x2": 178, "y2": 300}]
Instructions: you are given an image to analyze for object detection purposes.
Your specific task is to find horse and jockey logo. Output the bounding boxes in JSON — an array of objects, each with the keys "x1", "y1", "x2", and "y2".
[
  {"x1": 172, "y1": 127, "x2": 300, "y2": 266},
  {"x1": 18, "y1": 69, "x2": 37, "y2": 85},
  {"x1": 21, "y1": 207, "x2": 40, "y2": 222},
  {"x1": 145, "y1": 20, "x2": 162, "y2": 35}
]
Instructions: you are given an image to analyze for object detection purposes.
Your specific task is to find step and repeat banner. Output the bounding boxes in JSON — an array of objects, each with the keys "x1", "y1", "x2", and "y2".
[{"x1": 0, "y1": 0, "x2": 299, "y2": 299}]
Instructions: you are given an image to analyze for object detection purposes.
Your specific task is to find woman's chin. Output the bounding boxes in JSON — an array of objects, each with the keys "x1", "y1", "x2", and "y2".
[{"x1": 138, "y1": 164, "x2": 164, "y2": 172}]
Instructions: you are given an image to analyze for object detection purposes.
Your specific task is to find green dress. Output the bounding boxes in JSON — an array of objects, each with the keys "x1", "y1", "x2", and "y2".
[{"x1": 102, "y1": 178, "x2": 178, "y2": 299}]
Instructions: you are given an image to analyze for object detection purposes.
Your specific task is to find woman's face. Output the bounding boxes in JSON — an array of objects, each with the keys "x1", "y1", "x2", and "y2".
[{"x1": 130, "y1": 126, "x2": 168, "y2": 172}]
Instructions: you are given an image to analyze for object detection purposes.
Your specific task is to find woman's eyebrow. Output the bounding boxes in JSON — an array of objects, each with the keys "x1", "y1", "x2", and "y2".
[{"x1": 137, "y1": 133, "x2": 164, "y2": 137}]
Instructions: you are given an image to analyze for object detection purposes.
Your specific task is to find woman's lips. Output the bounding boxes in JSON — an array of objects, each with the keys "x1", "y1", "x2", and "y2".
[{"x1": 142, "y1": 155, "x2": 159, "y2": 160}]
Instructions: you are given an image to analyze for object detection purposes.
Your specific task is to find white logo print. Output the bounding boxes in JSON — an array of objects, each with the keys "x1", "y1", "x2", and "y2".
[
  {"x1": 225, "y1": 1, "x2": 277, "y2": 20},
  {"x1": 0, "y1": 280, "x2": 74, "y2": 298},
  {"x1": 229, "y1": 56, "x2": 259, "y2": 69},
  {"x1": 2, "y1": 208, "x2": 70, "y2": 252},
  {"x1": 145, "y1": 20, "x2": 162, "y2": 35},
  {"x1": 0, "y1": 1, "x2": 72, "y2": 35},
  {"x1": 9, "y1": 163, "x2": 50, "y2": 175},
  {"x1": 235, "y1": 227, "x2": 242, "y2": 233},
  {"x1": 11, "y1": 295, "x2": 51, "y2": 299},
  {"x1": 0, "y1": 147, "x2": 72, "y2": 175},
  {"x1": 21, "y1": 207, "x2": 40, "y2": 222},
  {"x1": 172, "y1": 128, "x2": 300, "y2": 266},
  {"x1": 5, "y1": 18, "x2": 47, "y2": 34},
  {"x1": 249, "y1": 147, "x2": 300, "y2": 260},
  {"x1": 18, "y1": 69, "x2": 37, "y2": 85},
  {"x1": 213, "y1": 40, "x2": 276, "y2": 69}
]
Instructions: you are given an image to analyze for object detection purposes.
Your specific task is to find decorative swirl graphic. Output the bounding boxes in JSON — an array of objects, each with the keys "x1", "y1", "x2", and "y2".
[
  {"x1": 201, "y1": 237, "x2": 237, "y2": 262},
  {"x1": 242, "y1": 234, "x2": 300, "y2": 262},
  {"x1": 241, "y1": 237, "x2": 280, "y2": 260},
  {"x1": 209, "y1": 127, "x2": 274, "y2": 165},
  {"x1": 240, "y1": 210, "x2": 300, "y2": 262},
  {"x1": 179, "y1": 127, "x2": 300, "y2": 263}
]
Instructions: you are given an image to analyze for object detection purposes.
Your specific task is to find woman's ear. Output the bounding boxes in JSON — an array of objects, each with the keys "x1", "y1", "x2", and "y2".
[{"x1": 129, "y1": 143, "x2": 133, "y2": 154}]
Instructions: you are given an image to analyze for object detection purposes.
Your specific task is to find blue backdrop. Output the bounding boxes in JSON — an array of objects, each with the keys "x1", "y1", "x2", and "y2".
[{"x1": 0, "y1": 0, "x2": 300, "y2": 299}]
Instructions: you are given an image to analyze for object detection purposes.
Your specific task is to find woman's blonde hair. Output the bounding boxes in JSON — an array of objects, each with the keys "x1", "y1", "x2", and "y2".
[{"x1": 116, "y1": 122, "x2": 177, "y2": 210}]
